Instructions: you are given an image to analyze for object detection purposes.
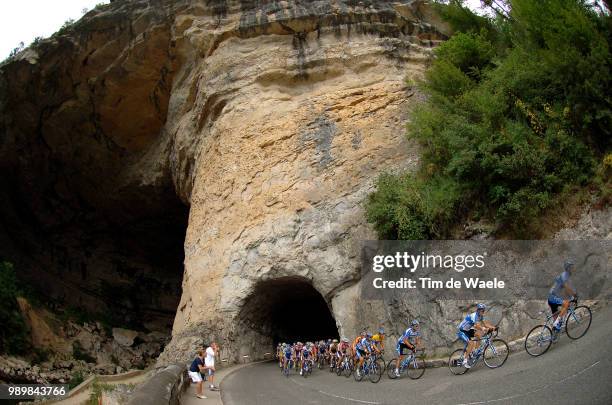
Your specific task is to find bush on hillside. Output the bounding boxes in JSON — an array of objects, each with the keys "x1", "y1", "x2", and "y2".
[{"x1": 366, "y1": 0, "x2": 611, "y2": 238}]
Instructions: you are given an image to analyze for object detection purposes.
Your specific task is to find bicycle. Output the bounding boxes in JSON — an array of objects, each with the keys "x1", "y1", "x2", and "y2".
[
  {"x1": 354, "y1": 352, "x2": 383, "y2": 383},
  {"x1": 448, "y1": 329, "x2": 509, "y2": 375},
  {"x1": 525, "y1": 297, "x2": 592, "y2": 357},
  {"x1": 282, "y1": 358, "x2": 293, "y2": 377},
  {"x1": 317, "y1": 352, "x2": 326, "y2": 370},
  {"x1": 301, "y1": 358, "x2": 313, "y2": 377},
  {"x1": 336, "y1": 354, "x2": 353, "y2": 377},
  {"x1": 386, "y1": 348, "x2": 426, "y2": 380},
  {"x1": 294, "y1": 357, "x2": 301, "y2": 373},
  {"x1": 329, "y1": 352, "x2": 338, "y2": 373}
]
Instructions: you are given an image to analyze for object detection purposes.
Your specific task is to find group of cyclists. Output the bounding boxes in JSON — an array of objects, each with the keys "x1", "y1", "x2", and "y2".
[
  {"x1": 275, "y1": 259, "x2": 581, "y2": 379},
  {"x1": 276, "y1": 327, "x2": 391, "y2": 378}
]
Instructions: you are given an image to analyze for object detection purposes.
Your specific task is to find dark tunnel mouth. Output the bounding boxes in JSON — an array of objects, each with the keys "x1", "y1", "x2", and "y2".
[{"x1": 239, "y1": 276, "x2": 339, "y2": 345}]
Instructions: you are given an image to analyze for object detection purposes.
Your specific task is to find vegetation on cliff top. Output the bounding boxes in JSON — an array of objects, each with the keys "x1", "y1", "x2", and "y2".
[{"x1": 366, "y1": 0, "x2": 611, "y2": 239}]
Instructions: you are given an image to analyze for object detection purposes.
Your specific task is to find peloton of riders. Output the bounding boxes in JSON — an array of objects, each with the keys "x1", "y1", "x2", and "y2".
[{"x1": 275, "y1": 259, "x2": 579, "y2": 377}]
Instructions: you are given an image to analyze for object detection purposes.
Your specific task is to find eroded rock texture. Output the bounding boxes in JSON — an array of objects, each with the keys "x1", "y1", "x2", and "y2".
[{"x1": 2, "y1": 0, "x2": 450, "y2": 360}]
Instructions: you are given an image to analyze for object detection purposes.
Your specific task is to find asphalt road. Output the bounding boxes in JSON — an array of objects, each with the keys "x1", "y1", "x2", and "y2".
[{"x1": 222, "y1": 304, "x2": 612, "y2": 405}]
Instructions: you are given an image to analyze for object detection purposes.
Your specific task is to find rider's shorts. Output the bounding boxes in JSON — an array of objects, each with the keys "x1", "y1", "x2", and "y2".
[
  {"x1": 356, "y1": 349, "x2": 367, "y2": 359},
  {"x1": 396, "y1": 342, "x2": 413, "y2": 355},
  {"x1": 457, "y1": 329, "x2": 475, "y2": 344},
  {"x1": 548, "y1": 294, "x2": 564, "y2": 314},
  {"x1": 548, "y1": 294, "x2": 564, "y2": 305}
]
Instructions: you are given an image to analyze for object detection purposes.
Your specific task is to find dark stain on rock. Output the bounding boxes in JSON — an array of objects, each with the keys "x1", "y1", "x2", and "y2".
[
  {"x1": 352, "y1": 130, "x2": 362, "y2": 150},
  {"x1": 300, "y1": 114, "x2": 337, "y2": 168},
  {"x1": 207, "y1": 0, "x2": 228, "y2": 20},
  {"x1": 292, "y1": 32, "x2": 309, "y2": 79}
]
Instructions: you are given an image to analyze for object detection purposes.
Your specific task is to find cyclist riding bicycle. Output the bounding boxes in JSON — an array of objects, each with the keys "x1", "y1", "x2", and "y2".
[
  {"x1": 355, "y1": 333, "x2": 374, "y2": 377},
  {"x1": 372, "y1": 327, "x2": 385, "y2": 352},
  {"x1": 294, "y1": 342, "x2": 303, "y2": 370},
  {"x1": 457, "y1": 303, "x2": 496, "y2": 368},
  {"x1": 300, "y1": 343, "x2": 311, "y2": 375},
  {"x1": 548, "y1": 259, "x2": 577, "y2": 335},
  {"x1": 394, "y1": 319, "x2": 421, "y2": 377},
  {"x1": 329, "y1": 339, "x2": 338, "y2": 354},
  {"x1": 352, "y1": 331, "x2": 366, "y2": 358},
  {"x1": 338, "y1": 338, "x2": 350, "y2": 364},
  {"x1": 318, "y1": 340, "x2": 327, "y2": 361},
  {"x1": 282, "y1": 343, "x2": 293, "y2": 370}
]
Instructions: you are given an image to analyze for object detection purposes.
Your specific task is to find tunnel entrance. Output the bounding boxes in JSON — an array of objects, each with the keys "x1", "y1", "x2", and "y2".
[{"x1": 239, "y1": 277, "x2": 339, "y2": 345}]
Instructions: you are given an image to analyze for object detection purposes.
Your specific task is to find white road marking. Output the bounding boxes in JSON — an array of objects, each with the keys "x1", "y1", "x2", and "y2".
[
  {"x1": 289, "y1": 375, "x2": 381, "y2": 404},
  {"x1": 455, "y1": 360, "x2": 601, "y2": 405}
]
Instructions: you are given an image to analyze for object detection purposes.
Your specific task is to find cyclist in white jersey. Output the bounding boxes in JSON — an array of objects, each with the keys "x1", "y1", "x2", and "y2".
[
  {"x1": 457, "y1": 303, "x2": 496, "y2": 368},
  {"x1": 548, "y1": 259, "x2": 577, "y2": 332}
]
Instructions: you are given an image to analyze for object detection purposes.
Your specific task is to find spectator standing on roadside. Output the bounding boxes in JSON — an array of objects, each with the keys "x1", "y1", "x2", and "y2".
[
  {"x1": 205, "y1": 342, "x2": 219, "y2": 391},
  {"x1": 188, "y1": 349, "x2": 208, "y2": 399}
]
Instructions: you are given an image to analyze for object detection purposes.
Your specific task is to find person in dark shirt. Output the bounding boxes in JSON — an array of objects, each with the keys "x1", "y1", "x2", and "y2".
[{"x1": 188, "y1": 349, "x2": 208, "y2": 399}]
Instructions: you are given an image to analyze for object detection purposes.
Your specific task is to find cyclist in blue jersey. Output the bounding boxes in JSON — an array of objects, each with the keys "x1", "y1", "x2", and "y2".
[
  {"x1": 548, "y1": 259, "x2": 577, "y2": 333},
  {"x1": 282, "y1": 343, "x2": 293, "y2": 370},
  {"x1": 300, "y1": 343, "x2": 311, "y2": 375},
  {"x1": 318, "y1": 340, "x2": 327, "y2": 363},
  {"x1": 457, "y1": 303, "x2": 496, "y2": 368},
  {"x1": 394, "y1": 319, "x2": 422, "y2": 377},
  {"x1": 355, "y1": 333, "x2": 373, "y2": 377}
]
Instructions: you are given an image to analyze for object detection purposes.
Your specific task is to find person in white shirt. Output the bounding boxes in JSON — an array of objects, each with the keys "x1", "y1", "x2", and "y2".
[{"x1": 205, "y1": 342, "x2": 219, "y2": 391}]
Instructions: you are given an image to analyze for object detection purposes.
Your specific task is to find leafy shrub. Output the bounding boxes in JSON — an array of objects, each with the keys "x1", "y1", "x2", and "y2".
[
  {"x1": 366, "y1": 173, "x2": 462, "y2": 239},
  {"x1": 68, "y1": 370, "x2": 86, "y2": 390},
  {"x1": 88, "y1": 381, "x2": 114, "y2": 405},
  {"x1": 55, "y1": 18, "x2": 76, "y2": 36},
  {"x1": 366, "y1": 0, "x2": 611, "y2": 238},
  {"x1": 0, "y1": 262, "x2": 30, "y2": 355}
]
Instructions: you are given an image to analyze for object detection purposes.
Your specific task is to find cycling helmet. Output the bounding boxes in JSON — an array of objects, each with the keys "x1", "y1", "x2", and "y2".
[
  {"x1": 378, "y1": 327, "x2": 385, "y2": 334},
  {"x1": 342, "y1": 338, "x2": 349, "y2": 343},
  {"x1": 366, "y1": 332, "x2": 372, "y2": 338},
  {"x1": 477, "y1": 303, "x2": 486, "y2": 310},
  {"x1": 411, "y1": 319, "x2": 419, "y2": 326},
  {"x1": 332, "y1": 339, "x2": 338, "y2": 343},
  {"x1": 564, "y1": 259, "x2": 575, "y2": 271}
]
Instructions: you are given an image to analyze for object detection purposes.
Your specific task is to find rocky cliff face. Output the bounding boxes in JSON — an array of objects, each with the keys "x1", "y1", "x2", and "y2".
[
  {"x1": 1, "y1": 1, "x2": 609, "y2": 367},
  {"x1": 9, "y1": 0, "x2": 572, "y2": 364}
]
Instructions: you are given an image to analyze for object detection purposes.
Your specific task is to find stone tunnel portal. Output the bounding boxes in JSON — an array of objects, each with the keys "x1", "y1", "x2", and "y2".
[{"x1": 239, "y1": 277, "x2": 339, "y2": 346}]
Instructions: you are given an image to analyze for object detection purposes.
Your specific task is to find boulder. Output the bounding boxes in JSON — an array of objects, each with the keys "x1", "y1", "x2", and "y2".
[{"x1": 112, "y1": 328, "x2": 139, "y2": 347}]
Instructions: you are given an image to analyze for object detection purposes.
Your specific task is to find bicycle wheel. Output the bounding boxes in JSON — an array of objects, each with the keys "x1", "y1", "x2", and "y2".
[
  {"x1": 344, "y1": 358, "x2": 354, "y2": 378},
  {"x1": 525, "y1": 325, "x2": 552, "y2": 357},
  {"x1": 565, "y1": 306, "x2": 592, "y2": 340},
  {"x1": 407, "y1": 355, "x2": 426, "y2": 379},
  {"x1": 368, "y1": 359, "x2": 383, "y2": 383},
  {"x1": 483, "y1": 339, "x2": 509, "y2": 368},
  {"x1": 448, "y1": 349, "x2": 468, "y2": 375},
  {"x1": 354, "y1": 365, "x2": 364, "y2": 381},
  {"x1": 386, "y1": 358, "x2": 398, "y2": 379}
]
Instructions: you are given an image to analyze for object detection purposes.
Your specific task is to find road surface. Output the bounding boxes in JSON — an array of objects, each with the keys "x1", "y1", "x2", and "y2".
[{"x1": 222, "y1": 304, "x2": 611, "y2": 405}]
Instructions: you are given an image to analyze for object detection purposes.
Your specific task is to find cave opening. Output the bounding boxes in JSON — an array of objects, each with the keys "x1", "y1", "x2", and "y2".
[
  {"x1": 240, "y1": 277, "x2": 339, "y2": 346},
  {"x1": 0, "y1": 169, "x2": 189, "y2": 333}
]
